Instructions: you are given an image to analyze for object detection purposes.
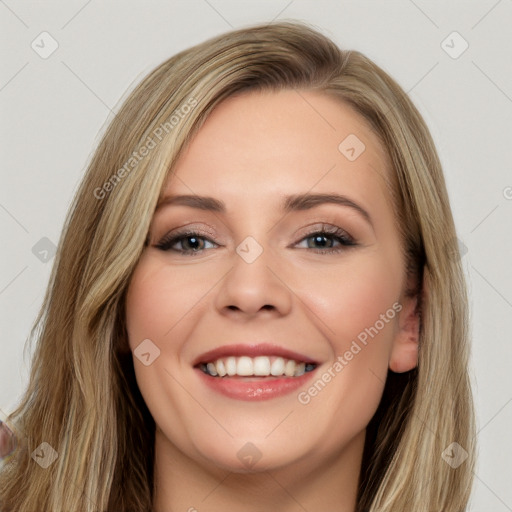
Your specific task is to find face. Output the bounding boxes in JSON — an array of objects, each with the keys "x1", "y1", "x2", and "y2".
[{"x1": 125, "y1": 89, "x2": 419, "y2": 475}]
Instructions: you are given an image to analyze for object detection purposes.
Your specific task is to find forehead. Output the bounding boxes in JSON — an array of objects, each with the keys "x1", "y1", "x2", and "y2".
[{"x1": 163, "y1": 89, "x2": 393, "y2": 215}]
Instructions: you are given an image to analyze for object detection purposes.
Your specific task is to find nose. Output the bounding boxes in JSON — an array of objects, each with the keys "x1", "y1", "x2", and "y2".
[{"x1": 214, "y1": 244, "x2": 293, "y2": 320}]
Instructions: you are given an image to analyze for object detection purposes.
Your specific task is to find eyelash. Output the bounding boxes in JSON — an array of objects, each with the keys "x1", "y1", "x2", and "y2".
[{"x1": 154, "y1": 224, "x2": 357, "y2": 256}]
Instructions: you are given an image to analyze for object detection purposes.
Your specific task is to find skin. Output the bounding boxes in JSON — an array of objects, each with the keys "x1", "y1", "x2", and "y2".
[{"x1": 125, "y1": 89, "x2": 420, "y2": 512}]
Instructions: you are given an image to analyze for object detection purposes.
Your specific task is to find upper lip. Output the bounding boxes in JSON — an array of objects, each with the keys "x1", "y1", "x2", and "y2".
[{"x1": 193, "y1": 343, "x2": 319, "y2": 366}]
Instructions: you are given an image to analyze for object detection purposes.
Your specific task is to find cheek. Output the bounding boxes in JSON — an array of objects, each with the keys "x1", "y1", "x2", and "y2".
[
  {"x1": 296, "y1": 252, "x2": 402, "y2": 351},
  {"x1": 125, "y1": 253, "x2": 211, "y2": 349},
  {"x1": 124, "y1": 255, "x2": 215, "y2": 446},
  {"x1": 292, "y1": 252, "x2": 402, "y2": 428}
]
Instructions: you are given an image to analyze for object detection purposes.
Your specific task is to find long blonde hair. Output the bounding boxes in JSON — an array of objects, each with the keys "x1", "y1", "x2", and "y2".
[{"x1": 0, "y1": 20, "x2": 475, "y2": 511}]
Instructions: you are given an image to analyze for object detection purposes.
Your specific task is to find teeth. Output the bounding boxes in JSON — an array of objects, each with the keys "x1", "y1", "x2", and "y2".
[
  {"x1": 225, "y1": 357, "x2": 237, "y2": 376},
  {"x1": 270, "y1": 357, "x2": 285, "y2": 376},
  {"x1": 206, "y1": 362, "x2": 218, "y2": 376},
  {"x1": 237, "y1": 356, "x2": 253, "y2": 376},
  {"x1": 295, "y1": 362, "x2": 306, "y2": 377},
  {"x1": 284, "y1": 359, "x2": 296, "y2": 377},
  {"x1": 199, "y1": 356, "x2": 316, "y2": 378},
  {"x1": 216, "y1": 359, "x2": 227, "y2": 377},
  {"x1": 253, "y1": 356, "x2": 271, "y2": 376}
]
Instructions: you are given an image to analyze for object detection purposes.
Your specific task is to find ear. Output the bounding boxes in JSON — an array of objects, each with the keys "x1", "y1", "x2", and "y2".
[{"x1": 389, "y1": 288, "x2": 421, "y2": 373}]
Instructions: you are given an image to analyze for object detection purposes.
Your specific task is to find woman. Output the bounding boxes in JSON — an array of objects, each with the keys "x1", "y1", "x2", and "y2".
[{"x1": 0, "y1": 20, "x2": 475, "y2": 511}]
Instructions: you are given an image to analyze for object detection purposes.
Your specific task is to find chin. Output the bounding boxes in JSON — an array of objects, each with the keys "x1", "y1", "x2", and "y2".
[{"x1": 189, "y1": 434, "x2": 310, "y2": 474}]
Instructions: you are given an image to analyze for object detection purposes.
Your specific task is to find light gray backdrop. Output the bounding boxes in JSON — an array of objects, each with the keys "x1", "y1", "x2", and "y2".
[{"x1": 1, "y1": 1, "x2": 511, "y2": 510}]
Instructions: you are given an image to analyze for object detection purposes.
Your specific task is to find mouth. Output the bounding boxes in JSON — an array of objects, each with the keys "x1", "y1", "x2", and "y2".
[
  {"x1": 192, "y1": 344, "x2": 320, "y2": 401},
  {"x1": 197, "y1": 356, "x2": 317, "y2": 378}
]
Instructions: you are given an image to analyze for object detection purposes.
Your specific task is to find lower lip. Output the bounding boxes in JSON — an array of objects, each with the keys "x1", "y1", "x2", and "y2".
[{"x1": 194, "y1": 367, "x2": 317, "y2": 401}]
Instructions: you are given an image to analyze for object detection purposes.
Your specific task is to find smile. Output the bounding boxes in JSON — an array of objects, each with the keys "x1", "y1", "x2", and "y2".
[
  {"x1": 193, "y1": 343, "x2": 320, "y2": 400},
  {"x1": 198, "y1": 355, "x2": 317, "y2": 378}
]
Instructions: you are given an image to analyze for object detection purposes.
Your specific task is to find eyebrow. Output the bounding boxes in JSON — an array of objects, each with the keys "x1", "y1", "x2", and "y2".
[{"x1": 156, "y1": 193, "x2": 373, "y2": 227}]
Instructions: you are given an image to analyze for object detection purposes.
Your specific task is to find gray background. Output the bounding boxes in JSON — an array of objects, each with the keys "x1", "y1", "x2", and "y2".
[{"x1": 1, "y1": 1, "x2": 511, "y2": 510}]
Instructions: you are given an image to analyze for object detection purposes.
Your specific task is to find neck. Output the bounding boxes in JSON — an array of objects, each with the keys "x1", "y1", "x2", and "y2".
[{"x1": 152, "y1": 428, "x2": 365, "y2": 512}]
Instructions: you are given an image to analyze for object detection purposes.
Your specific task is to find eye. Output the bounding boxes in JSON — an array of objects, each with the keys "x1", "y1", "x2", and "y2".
[
  {"x1": 154, "y1": 224, "x2": 357, "y2": 256},
  {"x1": 155, "y1": 231, "x2": 217, "y2": 255},
  {"x1": 294, "y1": 225, "x2": 357, "y2": 254}
]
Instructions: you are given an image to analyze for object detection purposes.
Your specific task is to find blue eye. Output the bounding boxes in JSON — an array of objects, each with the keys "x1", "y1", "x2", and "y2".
[
  {"x1": 155, "y1": 225, "x2": 357, "y2": 255},
  {"x1": 297, "y1": 229, "x2": 356, "y2": 253},
  {"x1": 155, "y1": 232, "x2": 217, "y2": 254}
]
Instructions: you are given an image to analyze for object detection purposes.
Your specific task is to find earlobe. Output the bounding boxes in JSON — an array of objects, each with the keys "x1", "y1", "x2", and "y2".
[{"x1": 389, "y1": 292, "x2": 421, "y2": 373}]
